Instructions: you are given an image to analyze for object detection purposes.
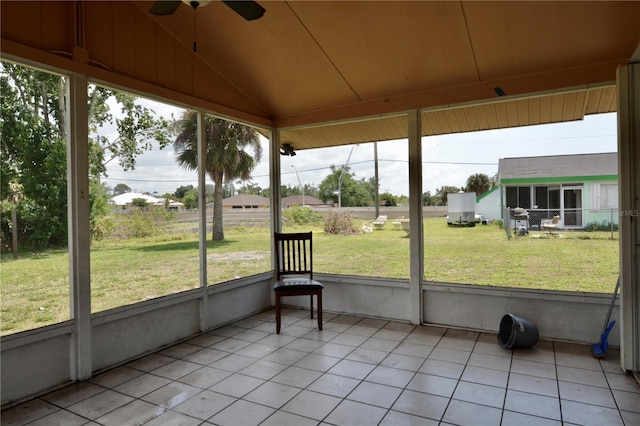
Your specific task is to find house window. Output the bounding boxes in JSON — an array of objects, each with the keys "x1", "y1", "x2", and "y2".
[
  {"x1": 506, "y1": 186, "x2": 531, "y2": 209},
  {"x1": 533, "y1": 185, "x2": 560, "y2": 211},
  {"x1": 535, "y1": 187, "x2": 548, "y2": 209},
  {"x1": 593, "y1": 183, "x2": 619, "y2": 210}
]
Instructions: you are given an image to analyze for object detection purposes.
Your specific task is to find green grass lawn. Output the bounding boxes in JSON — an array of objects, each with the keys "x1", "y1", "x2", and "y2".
[{"x1": 0, "y1": 217, "x2": 619, "y2": 335}]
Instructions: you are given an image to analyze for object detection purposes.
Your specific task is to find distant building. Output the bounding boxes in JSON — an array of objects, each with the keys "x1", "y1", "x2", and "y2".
[
  {"x1": 110, "y1": 192, "x2": 184, "y2": 213},
  {"x1": 222, "y1": 194, "x2": 270, "y2": 210},
  {"x1": 478, "y1": 152, "x2": 618, "y2": 229},
  {"x1": 281, "y1": 195, "x2": 326, "y2": 207}
]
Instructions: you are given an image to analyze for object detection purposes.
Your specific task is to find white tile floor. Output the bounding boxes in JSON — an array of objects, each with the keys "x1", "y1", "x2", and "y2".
[{"x1": 2, "y1": 308, "x2": 639, "y2": 426}]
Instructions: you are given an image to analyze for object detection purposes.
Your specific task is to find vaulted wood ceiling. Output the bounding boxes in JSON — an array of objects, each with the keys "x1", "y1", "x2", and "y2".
[{"x1": 1, "y1": 1, "x2": 638, "y2": 150}]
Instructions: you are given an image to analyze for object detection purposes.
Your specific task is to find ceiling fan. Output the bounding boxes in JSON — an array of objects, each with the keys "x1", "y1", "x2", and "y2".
[
  {"x1": 150, "y1": 0, "x2": 265, "y2": 52},
  {"x1": 149, "y1": 0, "x2": 266, "y2": 21}
]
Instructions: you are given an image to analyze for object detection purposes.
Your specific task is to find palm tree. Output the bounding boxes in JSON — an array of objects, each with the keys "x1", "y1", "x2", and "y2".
[
  {"x1": 466, "y1": 173, "x2": 491, "y2": 196},
  {"x1": 173, "y1": 112, "x2": 262, "y2": 241}
]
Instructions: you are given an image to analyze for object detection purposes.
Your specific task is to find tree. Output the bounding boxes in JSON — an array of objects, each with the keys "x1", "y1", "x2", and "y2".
[
  {"x1": 379, "y1": 192, "x2": 397, "y2": 206},
  {"x1": 237, "y1": 181, "x2": 264, "y2": 196},
  {"x1": 1, "y1": 61, "x2": 170, "y2": 248},
  {"x1": 466, "y1": 173, "x2": 491, "y2": 196},
  {"x1": 422, "y1": 191, "x2": 438, "y2": 206},
  {"x1": 174, "y1": 184, "x2": 195, "y2": 199},
  {"x1": 490, "y1": 172, "x2": 499, "y2": 188},
  {"x1": 6, "y1": 181, "x2": 24, "y2": 258},
  {"x1": 173, "y1": 112, "x2": 261, "y2": 241},
  {"x1": 113, "y1": 183, "x2": 131, "y2": 195},
  {"x1": 88, "y1": 88, "x2": 171, "y2": 175},
  {"x1": 131, "y1": 198, "x2": 148, "y2": 210},
  {"x1": 318, "y1": 165, "x2": 374, "y2": 207},
  {"x1": 182, "y1": 192, "x2": 198, "y2": 210},
  {"x1": 1, "y1": 63, "x2": 69, "y2": 246},
  {"x1": 280, "y1": 184, "x2": 300, "y2": 198},
  {"x1": 436, "y1": 186, "x2": 463, "y2": 205}
]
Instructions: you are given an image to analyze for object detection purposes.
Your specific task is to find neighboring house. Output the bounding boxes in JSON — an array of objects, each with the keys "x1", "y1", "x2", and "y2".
[
  {"x1": 281, "y1": 195, "x2": 326, "y2": 207},
  {"x1": 476, "y1": 186, "x2": 501, "y2": 221},
  {"x1": 495, "y1": 152, "x2": 618, "y2": 229},
  {"x1": 110, "y1": 192, "x2": 184, "y2": 213},
  {"x1": 222, "y1": 194, "x2": 270, "y2": 210}
]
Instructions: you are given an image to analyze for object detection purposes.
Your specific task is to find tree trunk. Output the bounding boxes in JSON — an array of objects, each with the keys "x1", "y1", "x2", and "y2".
[
  {"x1": 11, "y1": 206, "x2": 19, "y2": 259},
  {"x1": 58, "y1": 78, "x2": 67, "y2": 140},
  {"x1": 212, "y1": 178, "x2": 225, "y2": 241}
]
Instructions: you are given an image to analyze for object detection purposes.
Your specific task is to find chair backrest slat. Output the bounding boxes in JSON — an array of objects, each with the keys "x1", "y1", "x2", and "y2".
[{"x1": 275, "y1": 232, "x2": 313, "y2": 280}]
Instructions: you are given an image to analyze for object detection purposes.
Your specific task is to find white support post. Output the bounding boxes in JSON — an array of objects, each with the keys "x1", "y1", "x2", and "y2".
[
  {"x1": 196, "y1": 110, "x2": 208, "y2": 331},
  {"x1": 269, "y1": 129, "x2": 282, "y2": 235},
  {"x1": 269, "y1": 130, "x2": 282, "y2": 307},
  {"x1": 408, "y1": 110, "x2": 424, "y2": 325},
  {"x1": 617, "y1": 63, "x2": 640, "y2": 373},
  {"x1": 67, "y1": 73, "x2": 92, "y2": 380}
]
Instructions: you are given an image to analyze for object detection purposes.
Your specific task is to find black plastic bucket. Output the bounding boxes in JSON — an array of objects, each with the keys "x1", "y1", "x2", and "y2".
[{"x1": 498, "y1": 313, "x2": 539, "y2": 350}]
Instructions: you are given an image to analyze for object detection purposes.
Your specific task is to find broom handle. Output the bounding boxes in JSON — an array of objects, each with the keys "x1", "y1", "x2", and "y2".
[{"x1": 602, "y1": 276, "x2": 620, "y2": 334}]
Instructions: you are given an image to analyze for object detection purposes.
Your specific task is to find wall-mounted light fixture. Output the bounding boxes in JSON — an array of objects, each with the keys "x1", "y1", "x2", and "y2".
[{"x1": 280, "y1": 143, "x2": 296, "y2": 156}]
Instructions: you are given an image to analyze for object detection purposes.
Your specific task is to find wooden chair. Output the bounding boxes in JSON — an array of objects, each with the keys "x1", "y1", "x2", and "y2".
[{"x1": 273, "y1": 232, "x2": 323, "y2": 334}]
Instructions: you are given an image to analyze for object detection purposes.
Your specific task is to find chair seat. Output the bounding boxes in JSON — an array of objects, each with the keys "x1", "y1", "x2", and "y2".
[{"x1": 274, "y1": 278, "x2": 324, "y2": 291}]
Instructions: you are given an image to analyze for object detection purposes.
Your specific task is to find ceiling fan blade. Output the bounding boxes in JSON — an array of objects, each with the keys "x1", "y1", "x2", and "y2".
[
  {"x1": 222, "y1": 1, "x2": 265, "y2": 21},
  {"x1": 149, "y1": 1, "x2": 182, "y2": 15}
]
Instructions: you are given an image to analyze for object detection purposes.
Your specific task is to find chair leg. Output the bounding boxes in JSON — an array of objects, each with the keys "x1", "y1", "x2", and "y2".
[
  {"x1": 317, "y1": 291, "x2": 323, "y2": 331},
  {"x1": 309, "y1": 294, "x2": 314, "y2": 319},
  {"x1": 275, "y1": 292, "x2": 281, "y2": 334}
]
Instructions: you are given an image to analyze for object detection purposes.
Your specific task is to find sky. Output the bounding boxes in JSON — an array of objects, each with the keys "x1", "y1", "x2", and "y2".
[{"x1": 101, "y1": 97, "x2": 618, "y2": 198}]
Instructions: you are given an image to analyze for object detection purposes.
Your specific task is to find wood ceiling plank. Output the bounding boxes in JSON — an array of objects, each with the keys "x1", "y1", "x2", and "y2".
[
  {"x1": 155, "y1": 28, "x2": 177, "y2": 90},
  {"x1": 134, "y1": 7, "x2": 158, "y2": 83},
  {"x1": 457, "y1": 108, "x2": 471, "y2": 132},
  {"x1": 584, "y1": 87, "x2": 604, "y2": 115},
  {"x1": 516, "y1": 99, "x2": 529, "y2": 127},
  {"x1": 464, "y1": 1, "x2": 640, "y2": 80},
  {"x1": 494, "y1": 103, "x2": 509, "y2": 128},
  {"x1": 527, "y1": 97, "x2": 541, "y2": 125},
  {"x1": 41, "y1": 2, "x2": 72, "y2": 52},
  {"x1": 602, "y1": 86, "x2": 617, "y2": 112},
  {"x1": 288, "y1": 1, "x2": 478, "y2": 101},
  {"x1": 111, "y1": 2, "x2": 137, "y2": 76},
  {"x1": 86, "y1": 2, "x2": 114, "y2": 69},
  {"x1": 504, "y1": 101, "x2": 519, "y2": 128},
  {"x1": 423, "y1": 112, "x2": 441, "y2": 136},
  {"x1": 1, "y1": 2, "x2": 43, "y2": 49},
  {"x1": 538, "y1": 95, "x2": 552, "y2": 124},
  {"x1": 190, "y1": 1, "x2": 359, "y2": 117},
  {"x1": 550, "y1": 94, "x2": 565, "y2": 122},
  {"x1": 174, "y1": 44, "x2": 193, "y2": 96},
  {"x1": 473, "y1": 105, "x2": 489, "y2": 131}
]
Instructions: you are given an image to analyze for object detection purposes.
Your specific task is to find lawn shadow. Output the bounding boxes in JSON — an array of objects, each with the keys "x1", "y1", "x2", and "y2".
[{"x1": 134, "y1": 239, "x2": 237, "y2": 253}]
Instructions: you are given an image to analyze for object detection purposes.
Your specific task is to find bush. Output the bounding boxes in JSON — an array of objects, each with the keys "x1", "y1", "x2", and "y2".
[
  {"x1": 99, "y1": 208, "x2": 177, "y2": 239},
  {"x1": 283, "y1": 205, "x2": 322, "y2": 225},
  {"x1": 323, "y1": 210, "x2": 359, "y2": 235},
  {"x1": 91, "y1": 216, "x2": 114, "y2": 241},
  {"x1": 584, "y1": 221, "x2": 618, "y2": 232}
]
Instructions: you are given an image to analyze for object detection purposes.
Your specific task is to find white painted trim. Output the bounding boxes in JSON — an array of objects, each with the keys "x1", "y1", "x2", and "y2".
[
  {"x1": 67, "y1": 73, "x2": 92, "y2": 381},
  {"x1": 408, "y1": 110, "x2": 424, "y2": 325},
  {"x1": 196, "y1": 111, "x2": 208, "y2": 331},
  {"x1": 617, "y1": 63, "x2": 640, "y2": 372}
]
